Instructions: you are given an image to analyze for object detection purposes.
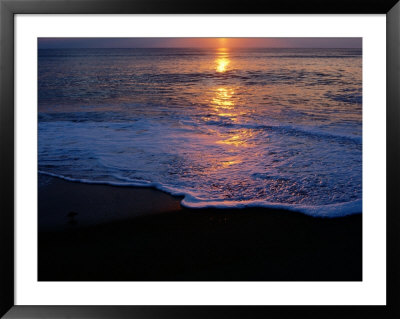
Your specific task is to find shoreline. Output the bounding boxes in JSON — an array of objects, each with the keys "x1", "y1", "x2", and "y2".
[
  {"x1": 39, "y1": 172, "x2": 361, "y2": 230},
  {"x1": 38, "y1": 173, "x2": 362, "y2": 281}
]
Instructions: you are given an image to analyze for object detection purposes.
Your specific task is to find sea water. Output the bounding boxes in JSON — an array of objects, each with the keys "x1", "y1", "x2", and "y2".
[{"x1": 38, "y1": 48, "x2": 362, "y2": 217}]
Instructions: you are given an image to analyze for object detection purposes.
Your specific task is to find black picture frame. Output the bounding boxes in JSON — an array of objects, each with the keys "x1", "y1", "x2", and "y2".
[{"x1": 1, "y1": 0, "x2": 399, "y2": 318}]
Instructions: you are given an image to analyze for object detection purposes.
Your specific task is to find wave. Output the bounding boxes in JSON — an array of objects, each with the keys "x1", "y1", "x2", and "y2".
[
  {"x1": 257, "y1": 123, "x2": 362, "y2": 144},
  {"x1": 39, "y1": 111, "x2": 362, "y2": 145},
  {"x1": 195, "y1": 119, "x2": 362, "y2": 145},
  {"x1": 39, "y1": 170, "x2": 362, "y2": 218}
]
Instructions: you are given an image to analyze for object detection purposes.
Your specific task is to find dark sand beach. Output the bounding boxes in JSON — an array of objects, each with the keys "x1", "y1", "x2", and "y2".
[{"x1": 38, "y1": 174, "x2": 362, "y2": 281}]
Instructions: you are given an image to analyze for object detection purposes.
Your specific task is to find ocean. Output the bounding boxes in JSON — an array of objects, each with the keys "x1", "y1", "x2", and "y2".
[{"x1": 38, "y1": 47, "x2": 362, "y2": 217}]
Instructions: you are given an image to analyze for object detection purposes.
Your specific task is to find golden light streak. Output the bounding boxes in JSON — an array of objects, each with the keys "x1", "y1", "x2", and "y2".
[
  {"x1": 220, "y1": 159, "x2": 242, "y2": 168},
  {"x1": 216, "y1": 131, "x2": 254, "y2": 147},
  {"x1": 215, "y1": 48, "x2": 230, "y2": 73},
  {"x1": 216, "y1": 58, "x2": 229, "y2": 73},
  {"x1": 211, "y1": 87, "x2": 235, "y2": 108}
]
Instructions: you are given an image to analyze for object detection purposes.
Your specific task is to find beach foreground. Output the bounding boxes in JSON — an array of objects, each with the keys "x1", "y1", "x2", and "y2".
[{"x1": 38, "y1": 174, "x2": 362, "y2": 281}]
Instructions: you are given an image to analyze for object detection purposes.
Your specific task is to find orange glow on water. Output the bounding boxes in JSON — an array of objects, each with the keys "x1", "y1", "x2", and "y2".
[
  {"x1": 210, "y1": 87, "x2": 244, "y2": 121},
  {"x1": 217, "y1": 130, "x2": 254, "y2": 148},
  {"x1": 215, "y1": 48, "x2": 230, "y2": 73},
  {"x1": 212, "y1": 87, "x2": 234, "y2": 108},
  {"x1": 220, "y1": 159, "x2": 242, "y2": 168},
  {"x1": 216, "y1": 58, "x2": 229, "y2": 72}
]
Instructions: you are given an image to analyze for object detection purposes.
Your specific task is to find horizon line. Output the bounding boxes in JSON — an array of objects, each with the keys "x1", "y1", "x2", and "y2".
[{"x1": 38, "y1": 47, "x2": 362, "y2": 50}]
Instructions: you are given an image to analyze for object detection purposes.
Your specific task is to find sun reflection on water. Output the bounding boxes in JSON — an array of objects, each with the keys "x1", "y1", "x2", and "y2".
[
  {"x1": 206, "y1": 49, "x2": 255, "y2": 169},
  {"x1": 212, "y1": 87, "x2": 235, "y2": 108},
  {"x1": 216, "y1": 58, "x2": 229, "y2": 73},
  {"x1": 215, "y1": 48, "x2": 230, "y2": 73},
  {"x1": 217, "y1": 130, "x2": 254, "y2": 147},
  {"x1": 220, "y1": 159, "x2": 242, "y2": 168}
]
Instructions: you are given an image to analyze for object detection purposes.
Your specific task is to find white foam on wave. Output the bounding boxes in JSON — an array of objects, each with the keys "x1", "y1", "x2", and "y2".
[
  {"x1": 181, "y1": 195, "x2": 362, "y2": 218},
  {"x1": 39, "y1": 171, "x2": 361, "y2": 218}
]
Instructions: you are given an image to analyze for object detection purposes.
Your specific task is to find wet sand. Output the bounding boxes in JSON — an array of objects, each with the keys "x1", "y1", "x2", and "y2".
[{"x1": 38, "y1": 174, "x2": 362, "y2": 281}]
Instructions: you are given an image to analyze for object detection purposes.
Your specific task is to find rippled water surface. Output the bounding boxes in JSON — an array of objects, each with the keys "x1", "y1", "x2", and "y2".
[{"x1": 38, "y1": 48, "x2": 362, "y2": 216}]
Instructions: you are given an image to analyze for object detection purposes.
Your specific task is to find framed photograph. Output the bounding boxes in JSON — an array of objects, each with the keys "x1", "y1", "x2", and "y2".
[{"x1": 1, "y1": 0, "x2": 399, "y2": 318}]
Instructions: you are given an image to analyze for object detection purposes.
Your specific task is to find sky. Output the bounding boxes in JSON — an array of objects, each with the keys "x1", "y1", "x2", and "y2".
[{"x1": 38, "y1": 38, "x2": 362, "y2": 49}]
